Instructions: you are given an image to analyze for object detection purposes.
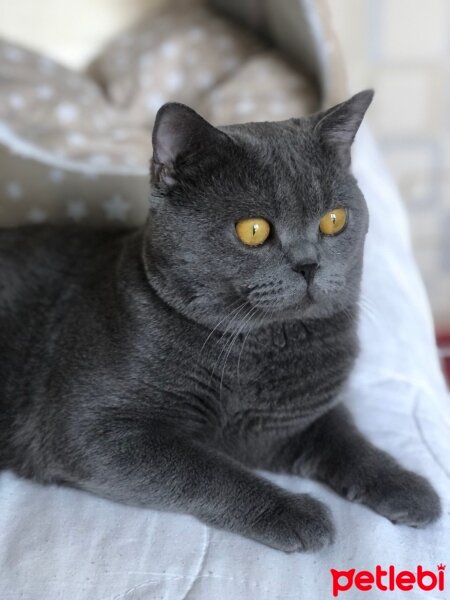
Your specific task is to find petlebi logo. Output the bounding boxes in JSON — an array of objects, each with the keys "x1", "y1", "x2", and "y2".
[{"x1": 330, "y1": 563, "x2": 446, "y2": 597}]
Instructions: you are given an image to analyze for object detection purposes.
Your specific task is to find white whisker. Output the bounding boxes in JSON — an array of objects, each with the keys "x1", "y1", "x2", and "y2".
[
  {"x1": 209, "y1": 301, "x2": 250, "y2": 385},
  {"x1": 199, "y1": 298, "x2": 242, "y2": 356},
  {"x1": 219, "y1": 304, "x2": 259, "y2": 400}
]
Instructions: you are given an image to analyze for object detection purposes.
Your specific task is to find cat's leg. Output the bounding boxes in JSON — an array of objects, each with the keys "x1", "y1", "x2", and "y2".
[
  {"x1": 74, "y1": 421, "x2": 334, "y2": 552},
  {"x1": 273, "y1": 405, "x2": 441, "y2": 527}
]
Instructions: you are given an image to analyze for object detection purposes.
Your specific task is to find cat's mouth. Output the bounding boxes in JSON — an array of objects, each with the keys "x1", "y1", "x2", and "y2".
[
  {"x1": 229, "y1": 279, "x2": 327, "y2": 324},
  {"x1": 243, "y1": 288, "x2": 316, "y2": 317}
]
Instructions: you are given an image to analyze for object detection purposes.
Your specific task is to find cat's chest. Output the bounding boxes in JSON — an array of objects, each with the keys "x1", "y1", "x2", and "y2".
[
  {"x1": 190, "y1": 319, "x2": 357, "y2": 437},
  {"x1": 217, "y1": 322, "x2": 312, "y2": 395}
]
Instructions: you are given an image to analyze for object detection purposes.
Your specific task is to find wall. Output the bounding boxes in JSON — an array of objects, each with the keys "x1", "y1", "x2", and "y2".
[
  {"x1": 0, "y1": 0, "x2": 161, "y2": 68},
  {"x1": 327, "y1": 0, "x2": 450, "y2": 328}
]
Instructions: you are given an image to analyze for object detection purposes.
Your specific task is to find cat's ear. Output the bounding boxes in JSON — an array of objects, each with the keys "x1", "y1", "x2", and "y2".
[
  {"x1": 314, "y1": 90, "x2": 374, "y2": 168},
  {"x1": 151, "y1": 102, "x2": 226, "y2": 187}
]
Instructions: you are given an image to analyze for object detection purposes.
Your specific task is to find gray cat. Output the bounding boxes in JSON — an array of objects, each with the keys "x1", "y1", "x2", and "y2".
[{"x1": 0, "y1": 91, "x2": 441, "y2": 552}]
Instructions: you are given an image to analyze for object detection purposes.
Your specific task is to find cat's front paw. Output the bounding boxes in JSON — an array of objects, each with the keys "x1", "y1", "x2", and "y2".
[
  {"x1": 253, "y1": 493, "x2": 335, "y2": 553},
  {"x1": 357, "y1": 469, "x2": 441, "y2": 528}
]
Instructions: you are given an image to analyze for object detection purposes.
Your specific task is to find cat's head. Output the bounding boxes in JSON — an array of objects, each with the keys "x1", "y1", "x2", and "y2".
[{"x1": 144, "y1": 91, "x2": 373, "y2": 330}]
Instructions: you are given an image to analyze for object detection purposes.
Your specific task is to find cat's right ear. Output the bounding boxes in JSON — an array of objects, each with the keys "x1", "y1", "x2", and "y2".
[{"x1": 151, "y1": 103, "x2": 226, "y2": 187}]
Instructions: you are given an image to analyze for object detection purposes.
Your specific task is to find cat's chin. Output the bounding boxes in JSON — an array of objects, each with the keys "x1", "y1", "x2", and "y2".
[{"x1": 245, "y1": 294, "x2": 320, "y2": 324}]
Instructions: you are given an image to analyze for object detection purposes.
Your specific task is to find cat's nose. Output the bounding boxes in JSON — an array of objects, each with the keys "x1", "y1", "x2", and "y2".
[{"x1": 292, "y1": 261, "x2": 318, "y2": 284}]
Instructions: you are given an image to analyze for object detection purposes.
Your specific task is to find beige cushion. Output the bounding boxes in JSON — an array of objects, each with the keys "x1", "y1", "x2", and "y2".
[{"x1": 0, "y1": 0, "x2": 317, "y2": 227}]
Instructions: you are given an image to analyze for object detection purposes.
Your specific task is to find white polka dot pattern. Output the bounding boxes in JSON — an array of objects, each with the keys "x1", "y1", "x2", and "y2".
[
  {"x1": 5, "y1": 181, "x2": 23, "y2": 200},
  {"x1": 27, "y1": 208, "x2": 47, "y2": 223},
  {"x1": 103, "y1": 195, "x2": 129, "y2": 221},
  {"x1": 67, "y1": 200, "x2": 87, "y2": 221}
]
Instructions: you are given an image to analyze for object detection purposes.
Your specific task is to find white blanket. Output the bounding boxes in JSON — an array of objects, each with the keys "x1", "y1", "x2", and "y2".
[{"x1": 1, "y1": 129, "x2": 449, "y2": 600}]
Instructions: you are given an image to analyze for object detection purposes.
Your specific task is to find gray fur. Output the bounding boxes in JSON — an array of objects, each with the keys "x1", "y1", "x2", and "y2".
[{"x1": 0, "y1": 91, "x2": 440, "y2": 552}]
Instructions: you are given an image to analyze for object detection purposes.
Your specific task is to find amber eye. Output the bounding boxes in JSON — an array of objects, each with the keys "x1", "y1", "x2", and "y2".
[
  {"x1": 235, "y1": 218, "x2": 271, "y2": 247},
  {"x1": 319, "y1": 208, "x2": 347, "y2": 236}
]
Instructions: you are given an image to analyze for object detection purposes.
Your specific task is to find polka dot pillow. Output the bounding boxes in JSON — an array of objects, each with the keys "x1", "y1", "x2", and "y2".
[{"x1": 0, "y1": 0, "x2": 317, "y2": 227}]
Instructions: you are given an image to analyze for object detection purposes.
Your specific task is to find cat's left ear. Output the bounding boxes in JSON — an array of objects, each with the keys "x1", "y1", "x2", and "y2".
[
  {"x1": 314, "y1": 90, "x2": 374, "y2": 168},
  {"x1": 151, "y1": 102, "x2": 228, "y2": 187}
]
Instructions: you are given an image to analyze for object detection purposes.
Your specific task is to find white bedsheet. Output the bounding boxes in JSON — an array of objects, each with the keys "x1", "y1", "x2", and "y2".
[{"x1": 1, "y1": 129, "x2": 449, "y2": 600}]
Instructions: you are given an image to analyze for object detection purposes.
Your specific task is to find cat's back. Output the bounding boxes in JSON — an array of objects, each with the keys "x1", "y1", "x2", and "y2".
[
  {"x1": 0, "y1": 224, "x2": 130, "y2": 398},
  {"x1": 0, "y1": 225, "x2": 124, "y2": 299}
]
